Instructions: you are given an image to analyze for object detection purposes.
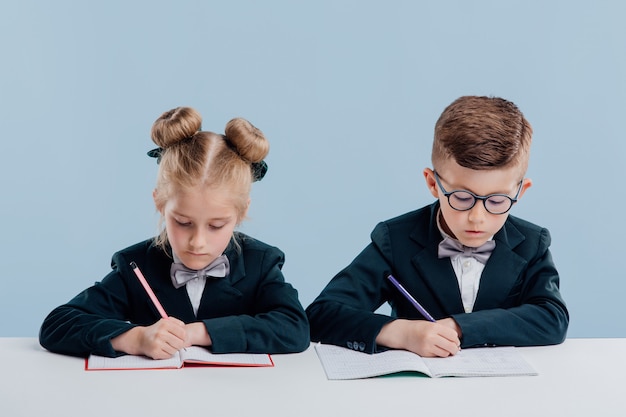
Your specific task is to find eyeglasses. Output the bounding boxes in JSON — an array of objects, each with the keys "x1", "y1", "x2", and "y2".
[{"x1": 433, "y1": 171, "x2": 523, "y2": 215}]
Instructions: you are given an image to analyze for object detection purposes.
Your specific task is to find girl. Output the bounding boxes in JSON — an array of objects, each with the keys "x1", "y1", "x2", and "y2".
[{"x1": 40, "y1": 107, "x2": 309, "y2": 358}]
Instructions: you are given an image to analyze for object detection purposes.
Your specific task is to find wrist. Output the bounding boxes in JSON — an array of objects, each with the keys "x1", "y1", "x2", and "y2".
[
  {"x1": 376, "y1": 319, "x2": 407, "y2": 350},
  {"x1": 111, "y1": 326, "x2": 143, "y2": 355},
  {"x1": 186, "y1": 322, "x2": 212, "y2": 347},
  {"x1": 441, "y1": 317, "x2": 462, "y2": 338}
]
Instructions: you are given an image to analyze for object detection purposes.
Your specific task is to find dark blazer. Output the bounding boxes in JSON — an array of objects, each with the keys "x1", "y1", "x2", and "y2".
[
  {"x1": 306, "y1": 202, "x2": 569, "y2": 353},
  {"x1": 40, "y1": 233, "x2": 310, "y2": 357}
]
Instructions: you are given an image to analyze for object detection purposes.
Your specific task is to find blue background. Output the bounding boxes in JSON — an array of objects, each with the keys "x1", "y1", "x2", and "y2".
[{"x1": 1, "y1": 0, "x2": 624, "y2": 338}]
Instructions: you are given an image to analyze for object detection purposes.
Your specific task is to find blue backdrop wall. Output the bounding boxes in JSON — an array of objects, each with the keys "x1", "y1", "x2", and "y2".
[{"x1": 1, "y1": 0, "x2": 624, "y2": 338}]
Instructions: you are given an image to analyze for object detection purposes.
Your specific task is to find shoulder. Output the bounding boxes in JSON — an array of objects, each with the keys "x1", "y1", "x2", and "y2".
[
  {"x1": 500, "y1": 215, "x2": 552, "y2": 254},
  {"x1": 227, "y1": 233, "x2": 287, "y2": 280},
  {"x1": 371, "y1": 204, "x2": 435, "y2": 242},
  {"x1": 504, "y1": 215, "x2": 551, "y2": 240},
  {"x1": 231, "y1": 232, "x2": 285, "y2": 260},
  {"x1": 110, "y1": 238, "x2": 170, "y2": 269}
]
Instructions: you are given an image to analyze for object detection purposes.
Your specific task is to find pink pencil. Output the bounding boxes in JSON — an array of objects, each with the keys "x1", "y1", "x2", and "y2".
[{"x1": 130, "y1": 261, "x2": 168, "y2": 319}]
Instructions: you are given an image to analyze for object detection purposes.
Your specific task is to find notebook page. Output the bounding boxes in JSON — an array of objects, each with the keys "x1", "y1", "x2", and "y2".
[
  {"x1": 181, "y1": 346, "x2": 273, "y2": 366},
  {"x1": 314, "y1": 344, "x2": 431, "y2": 380},
  {"x1": 422, "y1": 347, "x2": 538, "y2": 377},
  {"x1": 87, "y1": 351, "x2": 182, "y2": 370}
]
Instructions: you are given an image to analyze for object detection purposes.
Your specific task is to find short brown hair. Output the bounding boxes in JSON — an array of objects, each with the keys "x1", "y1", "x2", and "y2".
[{"x1": 432, "y1": 96, "x2": 532, "y2": 176}]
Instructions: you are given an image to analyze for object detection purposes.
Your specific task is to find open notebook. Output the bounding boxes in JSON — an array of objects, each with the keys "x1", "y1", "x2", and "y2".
[
  {"x1": 86, "y1": 346, "x2": 273, "y2": 370},
  {"x1": 314, "y1": 344, "x2": 537, "y2": 379}
]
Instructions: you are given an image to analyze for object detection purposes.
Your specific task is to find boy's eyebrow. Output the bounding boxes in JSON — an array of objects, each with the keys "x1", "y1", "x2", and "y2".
[
  {"x1": 439, "y1": 175, "x2": 518, "y2": 195},
  {"x1": 468, "y1": 183, "x2": 520, "y2": 196}
]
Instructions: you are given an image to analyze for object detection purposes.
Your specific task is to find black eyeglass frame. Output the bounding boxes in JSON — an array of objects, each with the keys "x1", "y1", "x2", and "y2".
[{"x1": 433, "y1": 171, "x2": 523, "y2": 215}]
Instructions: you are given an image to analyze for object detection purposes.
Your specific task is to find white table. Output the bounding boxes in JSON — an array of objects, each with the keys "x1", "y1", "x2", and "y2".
[{"x1": 1, "y1": 338, "x2": 624, "y2": 417}]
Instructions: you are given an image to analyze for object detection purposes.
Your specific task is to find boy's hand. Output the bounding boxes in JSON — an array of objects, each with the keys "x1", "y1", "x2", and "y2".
[
  {"x1": 437, "y1": 317, "x2": 463, "y2": 338},
  {"x1": 111, "y1": 317, "x2": 187, "y2": 359},
  {"x1": 376, "y1": 319, "x2": 461, "y2": 357}
]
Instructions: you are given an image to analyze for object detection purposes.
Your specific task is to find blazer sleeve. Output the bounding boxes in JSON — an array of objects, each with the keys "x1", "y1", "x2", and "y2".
[
  {"x1": 452, "y1": 227, "x2": 569, "y2": 347},
  {"x1": 306, "y1": 230, "x2": 396, "y2": 354},
  {"x1": 202, "y1": 246, "x2": 310, "y2": 354},
  {"x1": 38, "y1": 262, "x2": 138, "y2": 358}
]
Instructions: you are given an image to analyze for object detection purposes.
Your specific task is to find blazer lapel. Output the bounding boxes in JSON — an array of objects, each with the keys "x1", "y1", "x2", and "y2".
[
  {"x1": 409, "y1": 203, "x2": 465, "y2": 316},
  {"x1": 473, "y1": 220, "x2": 528, "y2": 310},
  {"x1": 411, "y1": 250, "x2": 465, "y2": 316},
  {"x1": 196, "y1": 241, "x2": 246, "y2": 318},
  {"x1": 143, "y1": 248, "x2": 197, "y2": 322},
  {"x1": 223, "y1": 240, "x2": 247, "y2": 286}
]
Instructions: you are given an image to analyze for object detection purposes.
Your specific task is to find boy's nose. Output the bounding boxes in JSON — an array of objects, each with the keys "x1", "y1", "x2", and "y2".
[{"x1": 467, "y1": 202, "x2": 487, "y2": 223}]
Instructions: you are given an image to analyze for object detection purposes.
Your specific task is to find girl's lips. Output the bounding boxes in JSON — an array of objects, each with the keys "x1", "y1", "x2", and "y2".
[{"x1": 187, "y1": 252, "x2": 208, "y2": 257}]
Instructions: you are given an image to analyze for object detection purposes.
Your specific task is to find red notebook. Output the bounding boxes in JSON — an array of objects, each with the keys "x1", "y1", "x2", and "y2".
[{"x1": 85, "y1": 346, "x2": 274, "y2": 370}]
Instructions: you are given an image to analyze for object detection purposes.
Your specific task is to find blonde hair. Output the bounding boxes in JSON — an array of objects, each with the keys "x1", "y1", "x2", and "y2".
[
  {"x1": 151, "y1": 107, "x2": 269, "y2": 249},
  {"x1": 432, "y1": 96, "x2": 533, "y2": 178}
]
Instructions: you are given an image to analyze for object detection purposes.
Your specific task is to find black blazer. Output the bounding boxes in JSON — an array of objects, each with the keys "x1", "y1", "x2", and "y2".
[
  {"x1": 40, "y1": 233, "x2": 309, "y2": 357},
  {"x1": 306, "y1": 202, "x2": 569, "y2": 353}
]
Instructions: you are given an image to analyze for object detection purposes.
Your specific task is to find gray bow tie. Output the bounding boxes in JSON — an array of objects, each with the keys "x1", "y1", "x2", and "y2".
[
  {"x1": 170, "y1": 255, "x2": 230, "y2": 289},
  {"x1": 437, "y1": 237, "x2": 496, "y2": 264}
]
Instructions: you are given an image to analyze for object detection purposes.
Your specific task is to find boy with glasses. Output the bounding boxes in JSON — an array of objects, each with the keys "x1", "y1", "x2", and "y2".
[{"x1": 306, "y1": 96, "x2": 569, "y2": 357}]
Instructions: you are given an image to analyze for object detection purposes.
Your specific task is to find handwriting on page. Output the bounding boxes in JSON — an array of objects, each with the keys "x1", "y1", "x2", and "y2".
[
  {"x1": 314, "y1": 344, "x2": 537, "y2": 380},
  {"x1": 422, "y1": 347, "x2": 537, "y2": 377},
  {"x1": 314, "y1": 344, "x2": 431, "y2": 379}
]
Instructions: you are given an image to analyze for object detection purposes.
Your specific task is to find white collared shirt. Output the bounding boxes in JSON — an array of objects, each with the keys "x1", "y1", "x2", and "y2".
[
  {"x1": 172, "y1": 252, "x2": 206, "y2": 317},
  {"x1": 436, "y1": 210, "x2": 493, "y2": 313},
  {"x1": 450, "y1": 256, "x2": 484, "y2": 313}
]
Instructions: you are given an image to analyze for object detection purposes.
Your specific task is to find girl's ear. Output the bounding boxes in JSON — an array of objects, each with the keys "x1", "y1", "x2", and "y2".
[
  {"x1": 423, "y1": 168, "x2": 439, "y2": 199},
  {"x1": 242, "y1": 198, "x2": 251, "y2": 220},
  {"x1": 152, "y1": 189, "x2": 163, "y2": 214},
  {"x1": 236, "y1": 198, "x2": 251, "y2": 225}
]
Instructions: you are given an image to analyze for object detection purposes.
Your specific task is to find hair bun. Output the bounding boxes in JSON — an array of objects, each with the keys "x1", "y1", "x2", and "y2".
[
  {"x1": 151, "y1": 107, "x2": 202, "y2": 148},
  {"x1": 224, "y1": 118, "x2": 269, "y2": 164}
]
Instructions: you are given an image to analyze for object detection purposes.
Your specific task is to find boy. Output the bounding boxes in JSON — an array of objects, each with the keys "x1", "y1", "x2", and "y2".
[{"x1": 306, "y1": 96, "x2": 568, "y2": 357}]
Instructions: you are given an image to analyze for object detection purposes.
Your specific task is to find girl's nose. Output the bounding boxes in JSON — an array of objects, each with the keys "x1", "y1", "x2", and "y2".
[{"x1": 189, "y1": 229, "x2": 207, "y2": 249}]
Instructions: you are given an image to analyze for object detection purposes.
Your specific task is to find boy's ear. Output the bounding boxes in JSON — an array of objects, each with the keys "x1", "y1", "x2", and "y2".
[
  {"x1": 423, "y1": 168, "x2": 439, "y2": 199},
  {"x1": 517, "y1": 178, "x2": 533, "y2": 199}
]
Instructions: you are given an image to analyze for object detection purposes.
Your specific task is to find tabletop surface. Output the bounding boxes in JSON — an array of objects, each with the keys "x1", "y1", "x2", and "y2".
[{"x1": 1, "y1": 338, "x2": 624, "y2": 417}]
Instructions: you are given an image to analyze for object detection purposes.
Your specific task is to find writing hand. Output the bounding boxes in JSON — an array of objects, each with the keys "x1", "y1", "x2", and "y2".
[
  {"x1": 183, "y1": 322, "x2": 213, "y2": 348},
  {"x1": 111, "y1": 317, "x2": 187, "y2": 359},
  {"x1": 376, "y1": 319, "x2": 461, "y2": 357}
]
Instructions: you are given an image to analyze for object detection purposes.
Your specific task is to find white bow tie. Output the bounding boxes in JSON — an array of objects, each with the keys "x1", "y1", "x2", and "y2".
[{"x1": 170, "y1": 255, "x2": 230, "y2": 289}]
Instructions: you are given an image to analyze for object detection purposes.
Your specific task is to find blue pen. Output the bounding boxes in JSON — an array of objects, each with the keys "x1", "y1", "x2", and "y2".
[{"x1": 386, "y1": 273, "x2": 436, "y2": 322}]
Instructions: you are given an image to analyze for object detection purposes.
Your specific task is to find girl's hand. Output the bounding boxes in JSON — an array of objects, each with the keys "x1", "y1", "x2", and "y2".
[
  {"x1": 376, "y1": 318, "x2": 461, "y2": 357},
  {"x1": 183, "y1": 322, "x2": 212, "y2": 348},
  {"x1": 111, "y1": 317, "x2": 187, "y2": 359}
]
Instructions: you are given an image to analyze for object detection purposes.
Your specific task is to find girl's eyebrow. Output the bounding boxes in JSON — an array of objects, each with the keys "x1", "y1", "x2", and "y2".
[
  {"x1": 171, "y1": 211, "x2": 191, "y2": 218},
  {"x1": 209, "y1": 216, "x2": 233, "y2": 222},
  {"x1": 172, "y1": 211, "x2": 233, "y2": 222}
]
